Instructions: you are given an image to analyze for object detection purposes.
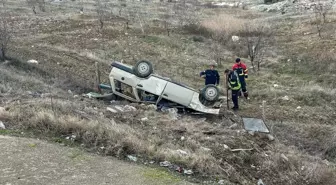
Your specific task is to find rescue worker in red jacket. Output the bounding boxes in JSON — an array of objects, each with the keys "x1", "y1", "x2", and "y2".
[{"x1": 232, "y1": 58, "x2": 249, "y2": 99}]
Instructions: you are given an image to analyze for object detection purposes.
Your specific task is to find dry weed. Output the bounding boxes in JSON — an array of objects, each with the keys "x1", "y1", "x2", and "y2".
[{"x1": 201, "y1": 14, "x2": 246, "y2": 36}]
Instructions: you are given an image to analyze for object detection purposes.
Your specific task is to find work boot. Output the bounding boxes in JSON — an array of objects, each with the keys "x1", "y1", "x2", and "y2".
[{"x1": 231, "y1": 106, "x2": 239, "y2": 111}]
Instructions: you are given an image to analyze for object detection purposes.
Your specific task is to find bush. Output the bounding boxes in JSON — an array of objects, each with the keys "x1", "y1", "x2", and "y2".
[
  {"x1": 182, "y1": 23, "x2": 212, "y2": 37},
  {"x1": 192, "y1": 35, "x2": 205, "y2": 42}
]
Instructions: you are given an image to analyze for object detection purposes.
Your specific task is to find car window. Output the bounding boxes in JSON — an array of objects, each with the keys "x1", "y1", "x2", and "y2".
[{"x1": 115, "y1": 80, "x2": 137, "y2": 100}]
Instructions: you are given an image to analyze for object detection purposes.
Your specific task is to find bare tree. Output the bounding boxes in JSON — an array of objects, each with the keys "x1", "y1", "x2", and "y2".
[
  {"x1": 26, "y1": 0, "x2": 46, "y2": 14},
  {"x1": 174, "y1": 0, "x2": 200, "y2": 27},
  {"x1": 242, "y1": 23, "x2": 272, "y2": 71},
  {"x1": 38, "y1": 0, "x2": 46, "y2": 12},
  {"x1": 1, "y1": 0, "x2": 6, "y2": 7},
  {"x1": 162, "y1": 3, "x2": 173, "y2": 36},
  {"x1": 0, "y1": 13, "x2": 13, "y2": 61},
  {"x1": 118, "y1": 0, "x2": 127, "y2": 17},
  {"x1": 26, "y1": 0, "x2": 37, "y2": 14},
  {"x1": 312, "y1": 0, "x2": 335, "y2": 38},
  {"x1": 96, "y1": 0, "x2": 105, "y2": 30}
]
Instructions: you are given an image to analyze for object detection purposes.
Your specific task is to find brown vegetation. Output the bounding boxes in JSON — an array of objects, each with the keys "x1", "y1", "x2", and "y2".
[{"x1": 0, "y1": 0, "x2": 336, "y2": 184}]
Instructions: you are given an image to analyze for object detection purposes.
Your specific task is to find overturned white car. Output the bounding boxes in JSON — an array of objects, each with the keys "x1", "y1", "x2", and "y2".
[{"x1": 99, "y1": 60, "x2": 221, "y2": 115}]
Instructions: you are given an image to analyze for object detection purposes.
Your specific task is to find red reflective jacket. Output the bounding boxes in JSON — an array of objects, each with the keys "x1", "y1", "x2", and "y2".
[{"x1": 232, "y1": 62, "x2": 248, "y2": 77}]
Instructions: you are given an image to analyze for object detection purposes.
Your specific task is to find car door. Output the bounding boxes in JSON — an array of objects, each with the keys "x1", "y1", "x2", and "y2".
[
  {"x1": 161, "y1": 82, "x2": 195, "y2": 106},
  {"x1": 136, "y1": 76, "x2": 168, "y2": 96}
]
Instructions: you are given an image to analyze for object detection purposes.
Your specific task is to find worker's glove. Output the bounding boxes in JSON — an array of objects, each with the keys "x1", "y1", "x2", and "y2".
[{"x1": 245, "y1": 75, "x2": 248, "y2": 79}]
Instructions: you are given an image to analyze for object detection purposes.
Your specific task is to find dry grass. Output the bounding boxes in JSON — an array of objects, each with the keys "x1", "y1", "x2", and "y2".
[
  {"x1": 6, "y1": 97, "x2": 336, "y2": 185},
  {"x1": 201, "y1": 14, "x2": 247, "y2": 36},
  {"x1": 1, "y1": 0, "x2": 336, "y2": 184}
]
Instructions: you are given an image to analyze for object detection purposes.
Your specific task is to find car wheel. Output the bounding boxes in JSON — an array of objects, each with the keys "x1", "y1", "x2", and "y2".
[
  {"x1": 134, "y1": 60, "x2": 153, "y2": 78},
  {"x1": 202, "y1": 84, "x2": 219, "y2": 102}
]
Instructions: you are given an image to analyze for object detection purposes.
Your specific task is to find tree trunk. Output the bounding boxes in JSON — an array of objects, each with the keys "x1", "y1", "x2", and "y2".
[
  {"x1": 0, "y1": 48, "x2": 5, "y2": 61},
  {"x1": 250, "y1": 57, "x2": 256, "y2": 72},
  {"x1": 257, "y1": 60, "x2": 261, "y2": 71},
  {"x1": 32, "y1": 6, "x2": 37, "y2": 14},
  {"x1": 99, "y1": 19, "x2": 104, "y2": 29}
]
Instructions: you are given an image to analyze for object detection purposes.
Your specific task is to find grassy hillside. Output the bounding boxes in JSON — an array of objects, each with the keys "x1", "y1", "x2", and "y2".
[{"x1": 1, "y1": 0, "x2": 336, "y2": 184}]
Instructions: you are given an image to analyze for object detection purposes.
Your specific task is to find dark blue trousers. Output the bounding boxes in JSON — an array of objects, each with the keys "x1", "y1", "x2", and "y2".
[{"x1": 232, "y1": 89, "x2": 239, "y2": 108}]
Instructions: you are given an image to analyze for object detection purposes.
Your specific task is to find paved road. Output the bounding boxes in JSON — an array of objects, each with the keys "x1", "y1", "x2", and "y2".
[{"x1": 0, "y1": 135, "x2": 194, "y2": 185}]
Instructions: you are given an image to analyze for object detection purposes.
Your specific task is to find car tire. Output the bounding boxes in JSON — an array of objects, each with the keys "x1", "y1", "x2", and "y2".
[
  {"x1": 202, "y1": 84, "x2": 219, "y2": 102},
  {"x1": 133, "y1": 60, "x2": 153, "y2": 78}
]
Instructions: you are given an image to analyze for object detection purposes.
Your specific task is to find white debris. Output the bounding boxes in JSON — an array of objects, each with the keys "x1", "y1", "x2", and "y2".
[
  {"x1": 114, "y1": 105, "x2": 124, "y2": 112},
  {"x1": 273, "y1": 84, "x2": 279, "y2": 88},
  {"x1": 123, "y1": 105, "x2": 137, "y2": 112},
  {"x1": 267, "y1": 134, "x2": 275, "y2": 141},
  {"x1": 232, "y1": 35, "x2": 239, "y2": 42},
  {"x1": 218, "y1": 180, "x2": 225, "y2": 184},
  {"x1": 201, "y1": 147, "x2": 211, "y2": 152},
  {"x1": 27, "y1": 59, "x2": 38, "y2": 64},
  {"x1": 183, "y1": 169, "x2": 193, "y2": 175},
  {"x1": 127, "y1": 155, "x2": 137, "y2": 162},
  {"x1": 229, "y1": 123, "x2": 238, "y2": 129},
  {"x1": 257, "y1": 179, "x2": 265, "y2": 185},
  {"x1": 176, "y1": 149, "x2": 188, "y2": 156},
  {"x1": 296, "y1": 106, "x2": 302, "y2": 109},
  {"x1": 106, "y1": 107, "x2": 118, "y2": 113},
  {"x1": 0, "y1": 121, "x2": 6, "y2": 130},
  {"x1": 281, "y1": 96, "x2": 289, "y2": 101},
  {"x1": 223, "y1": 144, "x2": 230, "y2": 150},
  {"x1": 280, "y1": 153, "x2": 289, "y2": 162},
  {"x1": 159, "y1": 161, "x2": 171, "y2": 167},
  {"x1": 212, "y1": 2, "x2": 241, "y2": 7},
  {"x1": 180, "y1": 136, "x2": 185, "y2": 141},
  {"x1": 141, "y1": 117, "x2": 148, "y2": 122},
  {"x1": 163, "y1": 108, "x2": 178, "y2": 120},
  {"x1": 147, "y1": 104, "x2": 157, "y2": 110}
]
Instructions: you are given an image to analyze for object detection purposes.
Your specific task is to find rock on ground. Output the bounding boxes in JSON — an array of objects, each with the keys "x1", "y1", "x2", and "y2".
[{"x1": 27, "y1": 59, "x2": 39, "y2": 64}]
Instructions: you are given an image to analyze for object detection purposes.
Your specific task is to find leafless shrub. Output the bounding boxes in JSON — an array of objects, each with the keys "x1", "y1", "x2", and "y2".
[
  {"x1": 0, "y1": 12, "x2": 13, "y2": 61},
  {"x1": 162, "y1": 4, "x2": 173, "y2": 36},
  {"x1": 1, "y1": 0, "x2": 6, "y2": 7},
  {"x1": 26, "y1": 0, "x2": 46, "y2": 14},
  {"x1": 174, "y1": 0, "x2": 201, "y2": 27},
  {"x1": 311, "y1": 0, "x2": 335, "y2": 38},
  {"x1": 96, "y1": 0, "x2": 105, "y2": 30},
  {"x1": 239, "y1": 22, "x2": 273, "y2": 71},
  {"x1": 118, "y1": 0, "x2": 127, "y2": 16}
]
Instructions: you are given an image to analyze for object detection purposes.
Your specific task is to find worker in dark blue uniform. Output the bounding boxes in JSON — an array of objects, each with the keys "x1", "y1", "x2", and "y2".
[{"x1": 200, "y1": 63, "x2": 220, "y2": 86}]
